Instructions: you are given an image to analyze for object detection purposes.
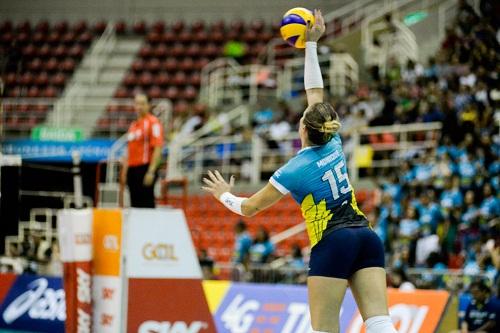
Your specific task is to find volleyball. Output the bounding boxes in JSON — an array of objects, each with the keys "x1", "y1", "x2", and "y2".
[{"x1": 280, "y1": 7, "x2": 315, "y2": 48}]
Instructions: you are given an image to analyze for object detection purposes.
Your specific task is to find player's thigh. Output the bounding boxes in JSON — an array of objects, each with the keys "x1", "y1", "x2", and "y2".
[
  {"x1": 308, "y1": 275, "x2": 348, "y2": 333},
  {"x1": 349, "y1": 267, "x2": 389, "y2": 320}
]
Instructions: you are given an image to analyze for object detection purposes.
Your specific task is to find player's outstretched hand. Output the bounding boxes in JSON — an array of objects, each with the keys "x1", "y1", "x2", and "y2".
[
  {"x1": 306, "y1": 9, "x2": 325, "y2": 42},
  {"x1": 202, "y1": 170, "x2": 235, "y2": 200}
]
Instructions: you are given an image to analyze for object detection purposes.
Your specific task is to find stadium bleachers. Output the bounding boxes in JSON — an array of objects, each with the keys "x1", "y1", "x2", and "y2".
[{"x1": 1, "y1": 20, "x2": 95, "y2": 133}]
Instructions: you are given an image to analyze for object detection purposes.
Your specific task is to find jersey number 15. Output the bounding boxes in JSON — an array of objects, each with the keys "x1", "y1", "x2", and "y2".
[{"x1": 321, "y1": 160, "x2": 351, "y2": 200}]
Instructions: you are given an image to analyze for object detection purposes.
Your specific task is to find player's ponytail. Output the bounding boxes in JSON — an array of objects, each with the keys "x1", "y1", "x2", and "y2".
[{"x1": 303, "y1": 102, "x2": 341, "y2": 145}]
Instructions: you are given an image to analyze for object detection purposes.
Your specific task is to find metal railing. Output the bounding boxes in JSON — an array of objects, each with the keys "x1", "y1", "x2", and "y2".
[
  {"x1": 88, "y1": 23, "x2": 116, "y2": 84},
  {"x1": 213, "y1": 263, "x2": 494, "y2": 290},
  {"x1": 169, "y1": 121, "x2": 442, "y2": 185}
]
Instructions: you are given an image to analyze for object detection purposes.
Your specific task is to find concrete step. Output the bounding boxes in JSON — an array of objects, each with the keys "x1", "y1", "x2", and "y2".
[{"x1": 73, "y1": 69, "x2": 126, "y2": 85}]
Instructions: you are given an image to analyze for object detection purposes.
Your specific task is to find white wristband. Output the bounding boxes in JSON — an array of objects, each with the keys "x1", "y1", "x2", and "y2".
[
  {"x1": 304, "y1": 41, "x2": 323, "y2": 90},
  {"x1": 219, "y1": 192, "x2": 246, "y2": 216}
]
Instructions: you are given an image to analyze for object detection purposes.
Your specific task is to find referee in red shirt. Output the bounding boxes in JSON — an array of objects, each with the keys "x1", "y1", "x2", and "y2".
[{"x1": 122, "y1": 93, "x2": 164, "y2": 208}]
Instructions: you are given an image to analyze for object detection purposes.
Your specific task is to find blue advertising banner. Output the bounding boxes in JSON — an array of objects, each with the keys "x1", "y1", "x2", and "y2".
[
  {"x1": 213, "y1": 283, "x2": 357, "y2": 333},
  {"x1": 1, "y1": 139, "x2": 118, "y2": 163},
  {"x1": 0, "y1": 275, "x2": 65, "y2": 333}
]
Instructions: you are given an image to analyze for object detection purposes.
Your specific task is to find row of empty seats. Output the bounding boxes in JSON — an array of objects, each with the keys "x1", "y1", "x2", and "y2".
[{"x1": 1, "y1": 21, "x2": 94, "y2": 135}]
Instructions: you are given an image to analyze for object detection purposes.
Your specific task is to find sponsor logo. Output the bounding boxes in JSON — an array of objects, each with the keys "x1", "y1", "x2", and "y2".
[
  {"x1": 75, "y1": 233, "x2": 91, "y2": 245},
  {"x1": 220, "y1": 294, "x2": 311, "y2": 333},
  {"x1": 103, "y1": 235, "x2": 119, "y2": 251},
  {"x1": 349, "y1": 304, "x2": 429, "y2": 333},
  {"x1": 1, "y1": 278, "x2": 66, "y2": 324},
  {"x1": 142, "y1": 243, "x2": 178, "y2": 261},
  {"x1": 76, "y1": 268, "x2": 91, "y2": 333},
  {"x1": 138, "y1": 320, "x2": 208, "y2": 333}
]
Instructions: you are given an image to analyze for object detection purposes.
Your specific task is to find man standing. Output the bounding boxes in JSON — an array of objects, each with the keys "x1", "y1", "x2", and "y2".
[{"x1": 122, "y1": 93, "x2": 163, "y2": 208}]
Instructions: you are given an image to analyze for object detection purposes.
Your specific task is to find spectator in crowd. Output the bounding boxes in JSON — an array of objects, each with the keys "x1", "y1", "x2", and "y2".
[
  {"x1": 249, "y1": 226, "x2": 274, "y2": 264},
  {"x1": 233, "y1": 220, "x2": 252, "y2": 265},
  {"x1": 199, "y1": 249, "x2": 215, "y2": 280},
  {"x1": 121, "y1": 93, "x2": 164, "y2": 208},
  {"x1": 456, "y1": 280, "x2": 498, "y2": 333}
]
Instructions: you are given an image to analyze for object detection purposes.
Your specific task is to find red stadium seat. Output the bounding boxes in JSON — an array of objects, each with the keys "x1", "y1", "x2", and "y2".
[
  {"x1": 209, "y1": 20, "x2": 225, "y2": 32},
  {"x1": 26, "y1": 87, "x2": 40, "y2": 98},
  {"x1": 179, "y1": 31, "x2": 193, "y2": 44},
  {"x1": 78, "y1": 32, "x2": 92, "y2": 45},
  {"x1": 0, "y1": 32, "x2": 13, "y2": 44},
  {"x1": 72, "y1": 21, "x2": 88, "y2": 34},
  {"x1": 47, "y1": 32, "x2": 61, "y2": 45},
  {"x1": 0, "y1": 21, "x2": 13, "y2": 33},
  {"x1": 154, "y1": 44, "x2": 168, "y2": 58},
  {"x1": 242, "y1": 30, "x2": 258, "y2": 44},
  {"x1": 163, "y1": 58, "x2": 178, "y2": 72},
  {"x1": 194, "y1": 58, "x2": 210, "y2": 71},
  {"x1": 190, "y1": 20, "x2": 205, "y2": 32},
  {"x1": 230, "y1": 20, "x2": 244, "y2": 32},
  {"x1": 62, "y1": 32, "x2": 76, "y2": 45},
  {"x1": 54, "y1": 21, "x2": 68, "y2": 34},
  {"x1": 186, "y1": 44, "x2": 201, "y2": 58},
  {"x1": 44, "y1": 58, "x2": 59, "y2": 72},
  {"x1": 131, "y1": 59, "x2": 145, "y2": 72},
  {"x1": 22, "y1": 44, "x2": 36, "y2": 58},
  {"x1": 7, "y1": 87, "x2": 21, "y2": 97},
  {"x1": 139, "y1": 45, "x2": 153, "y2": 58},
  {"x1": 93, "y1": 21, "x2": 107, "y2": 35},
  {"x1": 19, "y1": 72, "x2": 34, "y2": 86},
  {"x1": 114, "y1": 87, "x2": 129, "y2": 98},
  {"x1": 43, "y1": 86, "x2": 57, "y2": 98},
  {"x1": 151, "y1": 21, "x2": 166, "y2": 34},
  {"x1": 209, "y1": 30, "x2": 225, "y2": 44},
  {"x1": 5, "y1": 73, "x2": 17, "y2": 85},
  {"x1": 250, "y1": 20, "x2": 265, "y2": 32},
  {"x1": 172, "y1": 72, "x2": 187, "y2": 86},
  {"x1": 16, "y1": 32, "x2": 30, "y2": 45},
  {"x1": 179, "y1": 57, "x2": 195, "y2": 72},
  {"x1": 139, "y1": 72, "x2": 153, "y2": 86},
  {"x1": 171, "y1": 20, "x2": 185, "y2": 33},
  {"x1": 53, "y1": 45, "x2": 67, "y2": 58},
  {"x1": 39, "y1": 44, "x2": 51, "y2": 58},
  {"x1": 133, "y1": 21, "x2": 147, "y2": 35},
  {"x1": 161, "y1": 31, "x2": 175, "y2": 43},
  {"x1": 188, "y1": 73, "x2": 201, "y2": 86},
  {"x1": 182, "y1": 86, "x2": 197, "y2": 100},
  {"x1": 123, "y1": 73, "x2": 136, "y2": 87},
  {"x1": 171, "y1": 43, "x2": 185, "y2": 57},
  {"x1": 32, "y1": 32, "x2": 46, "y2": 45},
  {"x1": 16, "y1": 21, "x2": 31, "y2": 33},
  {"x1": 35, "y1": 72, "x2": 49, "y2": 86},
  {"x1": 194, "y1": 31, "x2": 208, "y2": 44},
  {"x1": 69, "y1": 44, "x2": 84, "y2": 58},
  {"x1": 173, "y1": 100, "x2": 189, "y2": 114},
  {"x1": 154, "y1": 72, "x2": 169, "y2": 87},
  {"x1": 146, "y1": 58, "x2": 161, "y2": 72},
  {"x1": 146, "y1": 32, "x2": 161, "y2": 45},
  {"x1": 164, "y1": 86, "x2": 179, "y2": 100},
  {"x1": 202, "y1": 43, "x2": 220, "y2": 58},
  {"x1": 51, "y1": 72, "x2": 66, "y2": 87},
  {"x1": 61, "y1": 58, "x2": 76, "y2": 72},
  {"x1": 148, "y1": 85, "x2": 162, "y2": 99},
  {"x1": 115, "y1": 21, "x2": 127, "y2": 34}
]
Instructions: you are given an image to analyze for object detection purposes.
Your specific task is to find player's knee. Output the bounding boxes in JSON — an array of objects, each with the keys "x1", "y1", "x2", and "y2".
[{"x1": 365, "y1": 315, "x2": 397, "y2": 333}]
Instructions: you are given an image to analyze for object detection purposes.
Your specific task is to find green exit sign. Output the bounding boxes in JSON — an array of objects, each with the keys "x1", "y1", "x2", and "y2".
[
  {"x1": 404, "y1": 11, "x2": 428, "y2": 26},
  {"x1": 32, "y1": 126, "x2": 85, "y2": 142}
]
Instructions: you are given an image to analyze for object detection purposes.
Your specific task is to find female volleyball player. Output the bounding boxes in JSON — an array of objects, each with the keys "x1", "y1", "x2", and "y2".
[{"x1": 202, "y1": 10, "x2": 397, "y2": 333}]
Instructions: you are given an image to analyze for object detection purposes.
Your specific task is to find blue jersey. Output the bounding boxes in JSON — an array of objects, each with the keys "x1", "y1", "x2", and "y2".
[{"x1": 270, "y1": 135, "x2": 368, "y2": 247}]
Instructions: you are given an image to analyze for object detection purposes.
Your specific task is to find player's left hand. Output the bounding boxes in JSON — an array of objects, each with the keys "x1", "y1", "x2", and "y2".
[
  {"x1": 143, "y1": 171, "x2": 155, "y2": 186},
  {"x1": 202, "y1": 170, "x2": 235, "y2": 200}
]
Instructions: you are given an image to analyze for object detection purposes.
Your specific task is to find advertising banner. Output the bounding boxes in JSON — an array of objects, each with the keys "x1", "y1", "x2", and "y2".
[
  {"x1": 0, "y1": 275, "x2": 65, "y2": 333},
  {"x1": 92, "y1": 209, "x2": 123, "y2": 333},
  {"x1": 209, "y1": 283, "x2": 450, "y2": 333},
  {"x1": 1, "y1": 139, "x2": 117, "y2": 162},
  {"x1": 125, "y1": 209, "x2": 201, "y2": 279},
  {"x1": 58, "y1": 209, "x2": 93, "y2": 333},
  {"x1": 126, "y1": 208, "x2": 216, "y2": 332}
]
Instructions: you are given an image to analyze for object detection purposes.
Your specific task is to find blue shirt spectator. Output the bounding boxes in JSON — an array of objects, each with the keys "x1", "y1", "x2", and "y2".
[
  {"x1": 249, "y1": 227, "x2": 274, "y2": 264},
  {"x1": 233, "y1": 221, "x2": 252, "y2": 264}
]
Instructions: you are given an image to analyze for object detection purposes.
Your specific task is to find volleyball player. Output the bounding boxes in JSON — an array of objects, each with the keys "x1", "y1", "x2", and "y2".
[{"x1": 202, "y1": 10, "x2": 397, "y2": 333}]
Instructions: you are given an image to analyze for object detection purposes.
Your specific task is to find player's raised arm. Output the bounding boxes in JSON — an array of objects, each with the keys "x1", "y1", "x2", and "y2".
[{"x1": 304, "y1": 9, "x2": 326, "y2": 107}]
